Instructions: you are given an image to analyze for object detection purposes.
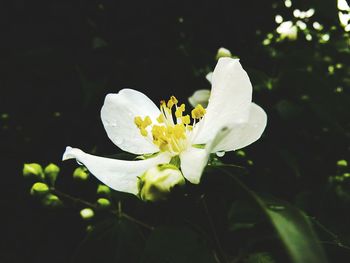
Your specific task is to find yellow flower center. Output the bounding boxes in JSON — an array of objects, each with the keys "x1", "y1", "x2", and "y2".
[{"x1": 134, "y1": 96, "x2": 206, "y2": 154}]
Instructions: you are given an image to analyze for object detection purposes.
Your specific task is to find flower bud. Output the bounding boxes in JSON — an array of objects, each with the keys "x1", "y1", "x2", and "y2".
[
  {"x1": 80, "y1": 208, "x2": 94, "y2": 220},
  {"x1": 97, "y1": 184, "x2": 111, "y2": 195},
  {"x1": 277, "y1": 21, "x2": 298, "y2": 40},
  {"x1": 44, "y1": 163, "x2": 60, "y2": 186},
  {"x1": 23, "y1": 163, "x2": 44, "y2": 179},
  {"x1": 188, "y1": 89, "x2": 210, "y2": 108},
  {"x1": 73, "y1": 167, "x2": 89, "y2": 181},
  {"x1": 30, "y1": 182, "x2": 49, "y2": 196},
  {"x1": 138, "y1": 164, "x2": 185, "y2": 202},
  {"x1": 97, "y1": 198, "x2": 111, "y2": 208},
  {"x1": 337, "y1": 159, "x2": 348, "y2": 168},
  {"x1": 216, "y1": 47, "x2": 232, "y2": 60},
  {"x1": 42, "y1": 194, "x2": 62, "y2": 207}
]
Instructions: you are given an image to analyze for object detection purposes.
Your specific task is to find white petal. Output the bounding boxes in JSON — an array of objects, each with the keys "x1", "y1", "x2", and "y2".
[
  {"x1": 62, "y1": 146, "x2": 170, "y2": 195},
  {"x1": 211, "y1": 103, "x2": 267, "y2": 153},
  {"x1": 180, "y1": 127, "x2": 231, "y2": 184},
  {"x1": 205, "y1": 72, "x2": 213, "y2": 83},
  {"x1": 101, "y1": 89, "x2": 160, "y2": 155},
  {"x1": 180, "y1": 147, "x2": 208, "y2": 184},
  {"x1": 193, "y1": 58, "x2": 252, "y2": 144}
]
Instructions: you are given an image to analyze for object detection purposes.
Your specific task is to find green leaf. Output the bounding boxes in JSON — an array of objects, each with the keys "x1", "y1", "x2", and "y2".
[
  {"x1": 140, "y1": 226, "x2": 217, "y2": 263},
  {"x1": 220, "y1": 169, "x2": 328, "y2": 263},
  {"x1": 72, "y1": 218, "x2": 144, "y2": 263}
]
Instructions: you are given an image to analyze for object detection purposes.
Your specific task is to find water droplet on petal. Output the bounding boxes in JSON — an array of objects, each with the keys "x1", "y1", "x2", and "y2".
[
  {"x1": 267, "y1": 204, "x2": 285, "y2": 211},
  {"x1": 216, "y1": 151, "x2": 225, "y2": 157},
  {"x1": 115, "y1": 137, "x2": 124, "y2": 145}
]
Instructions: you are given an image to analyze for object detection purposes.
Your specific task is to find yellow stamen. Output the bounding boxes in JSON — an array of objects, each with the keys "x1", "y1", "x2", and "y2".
[
  {"x1": 156, "y1": 114, "x2": 164, "y2": 123},
  {"x1": 167, "y1": 96, "x2": 178, "y2": 109},
  {"x1": 134, "y1": 96, "x2": 206, "y2": 154},
  {"x1": 191, "y1": 104, "x2": 206, "y2": 119},
  {"x1": 175, "y1": 104, "x2": 185, "y2": 118},
  {"x1": 181, "y1": 115, "x2": 190, "y2": 125},
  {"x1": 134, "y1": 115, "x2": 152, "y2": 137}
]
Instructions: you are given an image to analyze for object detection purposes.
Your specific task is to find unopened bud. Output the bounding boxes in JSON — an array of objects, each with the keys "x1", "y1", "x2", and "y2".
[
  {"x1": 337, "y1": 159, "x2": 348, "y2": 167},
  {"x1": 42, "y1": 194, "x2": 62, "y2": 207},
  {"x1": 138, "y1": 164, "x2": 185, "y2": 202},
  {"x1": 97, "y1": 198, "x2": 111, "y2": 208},
  {"x1": 23, "y1": 163, "x2": 44, "y2": 179},
  {"x1": 97, "y1": 184, "x2": 111, "y2": 195},
  {"x1": 188, "y1": 89, "x2": 210, "y2": 108},
  {"x1": 44, "y1": 163, "x2": 60, "y2": 186},
  {"x1": 30, "y1": 182, "x2": 49, "y2": 196},
  {"x1": 216, "y1": 47, "x2": 232, "y2": 60},
  {"x1": 80, "y1": 208, "x2": 94, "y2": 220},
  {"x1": 73, "y1": 167, "x2": 89, "y2": 181}
]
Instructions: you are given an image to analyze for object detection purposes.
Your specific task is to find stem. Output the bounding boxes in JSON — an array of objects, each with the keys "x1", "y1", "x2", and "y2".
[
  {"x1": 201, "y1": 195, "x2": 228, "y2": 263},
  {"x1": 208, "y1": 163, "x2": 246, "y2": 170},
  {"x1": 51, "y1": 188, "x2": 99, "y2": 209},
  {"x1": 50, "y1": 187, "x2": 155, "y2": 231},
  {"x1": 309, "y1": 216, "x2": 350, "y2": 250},
  {"x1": 121, "y1": 212, "x2": 154, "y2": 231}
]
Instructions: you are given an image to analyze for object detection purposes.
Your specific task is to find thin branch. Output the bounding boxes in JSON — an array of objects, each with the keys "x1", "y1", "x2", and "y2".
[
  {"x1": 309, "y1": 216, "x2": 350, "y2": 250},
  {"x1": 50, "y1": 187, "x2": 155, "y2": 231}
]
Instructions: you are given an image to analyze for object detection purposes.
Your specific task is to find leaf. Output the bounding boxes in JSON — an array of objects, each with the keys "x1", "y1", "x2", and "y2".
[
  {"x1": 140, "y1": 225, "x2": 217, "y2": 263},
  {"x1": 72, "y1": 217, "x2": 144, "y2": 263},
  {"x1": 219, "y1": 169, "x2": 328, "y2": 263}
]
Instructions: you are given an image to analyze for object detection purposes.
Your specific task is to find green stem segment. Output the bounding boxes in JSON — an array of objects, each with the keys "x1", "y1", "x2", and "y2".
[{"x1": 50, "y1": 188, "x2": 154, "y2": 231}]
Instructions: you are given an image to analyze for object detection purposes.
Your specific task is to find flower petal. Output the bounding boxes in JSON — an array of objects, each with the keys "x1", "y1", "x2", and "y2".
[
  {"x1": 62, "y1": 147, "x2": 171, "y2": 195},
  {"x1": 211, "y1": 103, "x2": 267, "y2": 153},
  {"x1": 179, "y1": 147, "x2": 208, "y2": 184},
  {"x1": 193, "y1": 58, "x2": 252, "y2": 144},
  {"x1": 180, "y1": 127, "x2": 231, "y2": 184},
  {"x1": 101, "y1": 89, "x2": 160, "y2": 155}
]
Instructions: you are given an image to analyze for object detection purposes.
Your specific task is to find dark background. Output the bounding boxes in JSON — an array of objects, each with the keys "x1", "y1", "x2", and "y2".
[{"x1": 1, "y1": 0, "x2": 350, "y2": 262}]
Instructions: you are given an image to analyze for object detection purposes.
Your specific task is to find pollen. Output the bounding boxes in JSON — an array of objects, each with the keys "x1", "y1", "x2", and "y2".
[
  {"x1": 134, "y1": 116, "x2": 152, "y2": 137},
  {"x1": 191, "y1": 104, "x2": 206, "y2": 119},
  {"x1": 175, "y1": 104, "x2": 185, "y2": 118},
  {"x1": 167, "y1": 96, "x2": 178, "y2": 109},
  {"x1": 134, "y1": 96, "x2": 206, "y2": 154}
]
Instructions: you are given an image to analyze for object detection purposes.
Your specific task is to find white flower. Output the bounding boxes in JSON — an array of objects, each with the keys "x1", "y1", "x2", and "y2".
[
  {"x1": 62, "y1": 58, "x2": 267, "y2": 196},
  {"x1": 276, "y1": 21, "x2": 298, "y2": 40}
]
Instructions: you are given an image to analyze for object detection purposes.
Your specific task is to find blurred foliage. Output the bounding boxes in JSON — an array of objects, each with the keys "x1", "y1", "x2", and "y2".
[{"x1": 2, "y1": 0, "x2": 350, "y2": 262}]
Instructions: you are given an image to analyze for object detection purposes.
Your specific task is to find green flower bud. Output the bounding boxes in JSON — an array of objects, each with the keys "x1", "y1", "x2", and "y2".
[
  {"x1": 216, "y1": 47, "x2": 232, "y2": 60},
  {"x1": 236, "y1": 150, "x2": 246, "y2": 157},
  {"x1": 97, "y1": 184, "x2": 111, "y2": 195},
  {"x1": 44, "y1": 163, "x2": 60, "y2": 186},
  {"x1": 23, "y1": 163, "x2": 44, "y2": 179},
  {"x1": 97, "y1": 198, "x2": 111, "y2": 208},
  {"x1": 80, "y1": 208, "x2": 94, "y2": 220},
  {"x1": 138, "y1": 164, "x2": 185, "y2": 202},
  {"x1": 30, "y1": 182, "x2": 49, "y2": 196},
  {"x1": 73, "y1": 167, "x2": 89, "y2": 181},
  {"x1": 42, "y1": 194, "x2": 62, "y2": 207},
  {"x1": 337, "y1": 159, "x2": 348, "y2": 167}
]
